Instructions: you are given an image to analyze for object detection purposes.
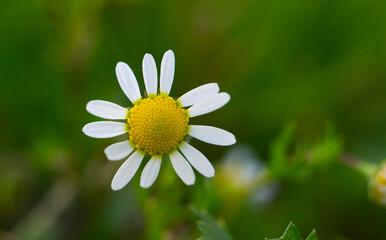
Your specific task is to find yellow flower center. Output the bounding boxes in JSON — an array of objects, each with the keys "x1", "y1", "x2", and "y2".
[
  {"x1": 376, "y1": 165, "x2": 386, "y2": 185},
  {"x1": 127, "y1": 96, "x2": 189, "y2": 155}
]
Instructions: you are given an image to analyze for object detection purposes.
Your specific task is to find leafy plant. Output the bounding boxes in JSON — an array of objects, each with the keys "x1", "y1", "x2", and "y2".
[
  {"x1": 192, "y1": 207, "x2": 233, "y2": 240},
  {"x1": 268, "y1": 123, "x2": 342, "y2": 180},
  {"x1": 266, "y1": 222, "x2": 317, "y2": 240}
]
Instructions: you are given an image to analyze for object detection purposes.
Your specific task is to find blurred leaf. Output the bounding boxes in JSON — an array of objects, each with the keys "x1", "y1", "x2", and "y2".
[
  {"x1": 191, "y1": 207, "x2": 233, "y2": 240},
  {"x1": 269, "y1": 122, "x2": 296, "y2": 175},
  {"x1": 266, "y1": 222, "x2": 317, "y2": 240},
  {"x1": 305, "y1": 230, "x2": 318, "y2": 240},
  {"x1": 305, "y1": 125, "x2": 342, "y2": 166},
  {"x1": 268, "y1": 123, "x2": 342, "y2": 181}
]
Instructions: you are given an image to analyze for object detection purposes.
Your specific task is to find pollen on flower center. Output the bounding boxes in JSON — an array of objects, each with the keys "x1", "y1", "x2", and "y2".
[{"x1": 127, "y1": 95, "x2": 189, "y2": 155}]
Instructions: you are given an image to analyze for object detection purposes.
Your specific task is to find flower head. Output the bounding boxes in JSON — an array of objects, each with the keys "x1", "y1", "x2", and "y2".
[
  {"x1": 217, "y1": 145, "x2": 264, "y2": 192},
  {"x1": 370, "y1": 163, "x2": 386, "y2": 206},
  {"x1": 83, "y1": 50, "x2": 236, "y2": 190}
]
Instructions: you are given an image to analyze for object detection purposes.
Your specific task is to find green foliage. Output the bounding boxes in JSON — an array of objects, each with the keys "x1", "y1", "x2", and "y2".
[
  {"x1": 192, "y1": 207, "x2": 233, "y2": 240},
  {"x1": 269, "y1": 123, "x2": 296, "y2": 174},
  {"x1": 266, "y1": 222, "x2": 317, "y2": 240},
  {"x1": 305, "y1": 230, "x2": 318, "y2": 240},
  {"x1": 268, "y1": 123, "x2": 342, "y2": 180}
]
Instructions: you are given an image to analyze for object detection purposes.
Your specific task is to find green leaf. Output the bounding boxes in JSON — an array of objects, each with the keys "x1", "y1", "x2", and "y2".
[
  {"x1": 305, "y1": 230, "x2": 318, "y2": 240},
  {"x1": 268, "y1": 123, "x2": 342, "y2": 181},
  {"x1": 279, "y1": 222, "x2": 302, "y2": 240},
  {"x1": 269, "y1": 122, "x2": 296, "y2": 175},
  {"x1": 306, "y1": 125, "x2": 342, "y2": 166},
  {"x1": 266, "y1": 222, "x2": 318, "y2": 240},
  {"x1": 191, "y1": 206, "x2": 233, "y2": 240}
]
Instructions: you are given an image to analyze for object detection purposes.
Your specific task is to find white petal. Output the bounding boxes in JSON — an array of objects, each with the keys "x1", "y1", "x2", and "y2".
[
  {"x1": 86, "y1": 100, "x2": 128, "y2": 120},
  {"x1": 169, "y1": 151, "x2": 195, "y2": 185},
  {"x1": 177, "y1": 83, "x2": 219, "y2": 107},
  {"x1": 187, "y1": 92, "x2": 230, "y2": 118},
  {"x1": 140, "y1": 156, "x2": 162, "y2": 188},
  {"x1": 160, "y1": 50, "x2": 175, "y2": 95},
  {"x1": 104, "y1": 141, "x2": 134, "y2": 161},
  {"x1": 82, "y1": 121, "x2": 127, "y2": 138},
  {"x1": 188, "y1": 125, "x2": 236, "y2": 146},
  {"x1": 111, "y1": 151, "x2": 144, "y2": 191},
  {"x1": 179, "y1": 142, "x2": 214, "y2": 177},
  {"x1": 142, "y1": 54, "x2": 158, "y2": 96},
  {"x1": 115, "y1": 62, "x2": 141, "y2": 103}
]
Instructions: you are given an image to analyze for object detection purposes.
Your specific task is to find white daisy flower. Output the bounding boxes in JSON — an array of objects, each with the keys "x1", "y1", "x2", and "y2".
[{"x1": 83, "y1": 50, "x2": 236, "y2": 190}]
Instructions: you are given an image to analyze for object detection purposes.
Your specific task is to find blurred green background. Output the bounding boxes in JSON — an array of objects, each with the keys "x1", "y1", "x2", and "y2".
[{"x1": 1, "y1": 0, "x2": 386, "y2": 239}]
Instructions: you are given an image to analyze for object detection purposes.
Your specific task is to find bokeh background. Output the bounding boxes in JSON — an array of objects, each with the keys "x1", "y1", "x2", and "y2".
[{"x1": 1, "y1": 0, "x2": 386, "y2": 239}]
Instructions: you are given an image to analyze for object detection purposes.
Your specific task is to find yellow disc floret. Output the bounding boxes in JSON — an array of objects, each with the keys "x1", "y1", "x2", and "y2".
[{"x1": 128, "y1": 96, "x2": 189, "y2": 155}]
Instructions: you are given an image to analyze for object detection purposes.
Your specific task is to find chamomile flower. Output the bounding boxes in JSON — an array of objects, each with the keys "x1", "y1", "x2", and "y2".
[
  {"x1": 83, "y1": 50, "x2": 236, "y2": 190},
  {"x1": 370, "y1": 163, "x2": 386, "y2": 206}
]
